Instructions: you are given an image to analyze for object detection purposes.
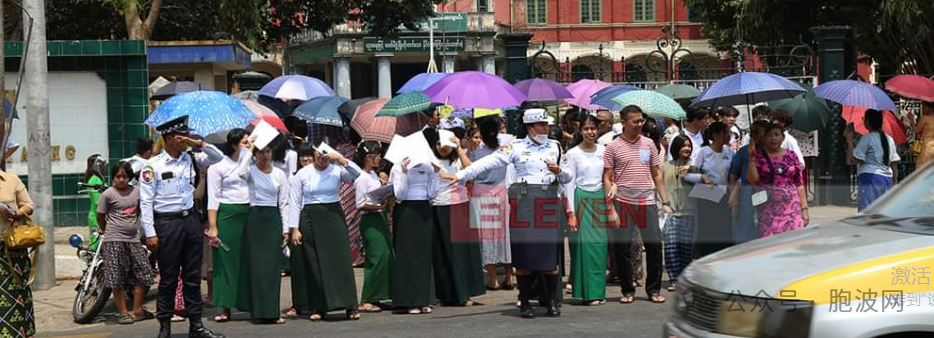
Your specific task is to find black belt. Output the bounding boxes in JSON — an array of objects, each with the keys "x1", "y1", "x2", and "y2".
[{"x1": 154, "y1": 208, "x2": 196, "y2": 220}]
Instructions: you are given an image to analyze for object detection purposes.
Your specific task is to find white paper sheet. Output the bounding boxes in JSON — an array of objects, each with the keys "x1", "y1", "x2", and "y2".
[
  {"x1": 383, "y1": 134, "x2": 409, "y2": 164},
  {"x1": 251, "y1": 120, "x2": 279, "y2": 150},
  {"x1": 688, "y1": 184, "x2": 728, "y2": 203},
  {"x1": 367, "y1": 184, "x2": 395, "y2": 202},
  {"x1": 315, "y1": 142, "x2": 339, "y2": 156},
  {"x1": 384, "y1": 132, "x2": 438, "y2": 166}
]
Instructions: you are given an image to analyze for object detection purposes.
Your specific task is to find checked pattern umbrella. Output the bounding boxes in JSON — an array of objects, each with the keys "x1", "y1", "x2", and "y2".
[
  {"x1": 351, "y1": 99, "x2": 427, "y2": 143},
  {"x1": 376, "y1": 92, "x2": 435, "y2": 117}
]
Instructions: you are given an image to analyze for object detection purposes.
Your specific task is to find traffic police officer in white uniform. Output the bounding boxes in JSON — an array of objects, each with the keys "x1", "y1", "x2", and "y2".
[
  {"x1": 448, "y1": 108, "x2": 571, "y2": 319},
  {"x1": 140, "y1": 116, "x2": 226, "y2": 338}
]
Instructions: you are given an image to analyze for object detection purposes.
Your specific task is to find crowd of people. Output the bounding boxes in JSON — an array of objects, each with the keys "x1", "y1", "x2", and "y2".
[{"x1": 63, "y1": 96, "x2": 916, "y2": 338}]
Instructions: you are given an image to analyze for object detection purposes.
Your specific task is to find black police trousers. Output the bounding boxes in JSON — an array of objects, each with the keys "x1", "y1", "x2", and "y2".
[{"x1": 154, "y1": 213, "x2": 204, "y2": 320}]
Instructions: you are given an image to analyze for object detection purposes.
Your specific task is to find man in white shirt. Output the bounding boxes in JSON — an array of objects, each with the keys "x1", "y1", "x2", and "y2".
[
  {"x1": 667, "y1": 108, "x2": 707, "y2": 161},
  {"x1": 595, "y1": 110, "x2": 617, "y2": 145}
]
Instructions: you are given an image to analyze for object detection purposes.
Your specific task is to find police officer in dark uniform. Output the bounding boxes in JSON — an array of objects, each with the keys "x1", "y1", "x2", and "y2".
[{"x1": 140, "y1": 116, "x2": 226, "y2": 338}]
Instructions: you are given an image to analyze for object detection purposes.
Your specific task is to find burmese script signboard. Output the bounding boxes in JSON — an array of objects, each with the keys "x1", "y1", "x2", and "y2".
[{"x1": 363, "y1": 37, "x2": 466, "y2": 53}]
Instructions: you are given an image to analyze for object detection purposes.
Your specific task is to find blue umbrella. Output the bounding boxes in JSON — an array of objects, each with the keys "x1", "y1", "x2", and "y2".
[
  {"x1": 690, "y1": 72, "x2": 807, "y2": 108},
  {"x1": 398, "y1": 72, "x2": 450, "y2": 94},
  {"x1": 292, "y1": 96, "x2": 349, "y2": 127},
  {"x1": 259, "y1": 75, "x2": 334, "y2": 101},
  {"x1": 590, "y1": 84, "x2": 642, "y2": 110},
  {"x1": 814, "y1": 80, "x2": 897, "y2": 112},
  {"x1": 146, "y1": 91, "x2": 255, "y2": 136}
]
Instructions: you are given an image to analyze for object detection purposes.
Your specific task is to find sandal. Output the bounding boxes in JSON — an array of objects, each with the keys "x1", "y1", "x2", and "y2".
[
  {"x1": 132, "y1": 310, "x2": 155, "y2": 322},
  {"x1": 118, "y1": 313, "x2": 135, "y2": 325},
  {"x1": 501, "y1": 282, "x2": 517, "y2": 290},
  {"x1": 213, "y1": 313, "x2": 230, "y2": 323},
  {"x1": 346, "y1": 309, "x2": 361, "y2": 320},
  {"x1": 358, "y1": 303, "x2": 382, "y2": 313},
  {"x1": 584, "y1": 299, "x2": 606, "y2": 306},
  {"x1": 407, "y1": 308, "x2": 422, "y2": 315},
  {"x1": 485, "y1": 283, "x2": 500, "y2": 291},
  {"x1": 420, "y1": 306, "x2": 432, "y2": 314},
  {"x1": 171, "y1": 314, "x2": 186, "y2": 322},
  {"x1": 284, "y1": 307, "x2": 299, "y2": 318},
  {"x1": 619, "y1": 294, "x2": 635, "y2": 304},
  {"x1": 650, "y1": 294, "x2": 667, "y2": 304},
  {"x1": 309, "y1": 313, "x2": 323, "y2": 322},
  {"x1": 667, "y1": 283, "x2": 676, "y2": 292}
]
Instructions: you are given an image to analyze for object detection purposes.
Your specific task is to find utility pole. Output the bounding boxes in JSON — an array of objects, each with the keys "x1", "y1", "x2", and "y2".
[
  {"x1": 24, "y1": 0, "x2": 54, "y2": 290},
  {"x1": 0, "y1": 0, "x2": 6, "y2": 172}
]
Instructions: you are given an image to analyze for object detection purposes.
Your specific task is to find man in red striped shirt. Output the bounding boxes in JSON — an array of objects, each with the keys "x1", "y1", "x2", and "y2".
[{"x1": 602, "y1": 105, "x2": 673, "y2": 305}]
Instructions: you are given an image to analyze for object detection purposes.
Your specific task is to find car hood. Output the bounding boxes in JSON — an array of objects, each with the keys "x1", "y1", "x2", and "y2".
[{"x1": 680, "y1": 220, "x2": 934, "y2": 297}]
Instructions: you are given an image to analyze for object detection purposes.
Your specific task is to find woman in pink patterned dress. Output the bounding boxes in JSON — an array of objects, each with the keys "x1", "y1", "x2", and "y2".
[{"x1": 747, "y1": 123, "x2": 810, "y2": 237}]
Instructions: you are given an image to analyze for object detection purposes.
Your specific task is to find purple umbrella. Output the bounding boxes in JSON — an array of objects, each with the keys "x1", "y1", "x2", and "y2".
[
  {"x1": 814, "y1": 80, "x2": 897, "y2": 111},
  {"x1": 514, "y1": 78, "x2": 574, "y2": 101},
  {"x1": 690, "y1": 72, "x2": 806, "y2": 108},
  {"x1": 565, "y1": 79, "x2": 612, "y2": 110},
  {"x1": 259, "y1": 75, "x2": 334, "y2": 101},
  {"x1": 397, "y1": 72, "x2": 450, "y2": 94},
  {"x1": 424, "y1": 71, "x2": 526, "y2": 109}
]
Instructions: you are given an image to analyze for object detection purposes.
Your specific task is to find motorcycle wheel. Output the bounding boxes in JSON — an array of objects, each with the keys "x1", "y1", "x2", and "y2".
[{"x1": 72, "y1": 266, "x2": 112, "y2": 324}]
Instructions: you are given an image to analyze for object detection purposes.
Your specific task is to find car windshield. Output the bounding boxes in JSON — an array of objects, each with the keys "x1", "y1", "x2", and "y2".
[{"x1": 864, "y1": 162, "x2": 934, "y2": 219}]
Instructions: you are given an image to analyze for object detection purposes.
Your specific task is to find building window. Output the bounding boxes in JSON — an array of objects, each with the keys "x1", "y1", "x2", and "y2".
[
  {"x1": 580, "y1": 0, "x2": 601, "y2": 23},
  {"x1": 527, "y1": 0, "x2": 547, "y2": 25},
  {"x1": 633, "y1": 0, "x2": 655, "y2": 22},
  {"x1": 477, "y1": 0, "x2": 489, "y2": 12}
]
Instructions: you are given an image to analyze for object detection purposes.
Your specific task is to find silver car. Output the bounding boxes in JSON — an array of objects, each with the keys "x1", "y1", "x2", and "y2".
[{"x1": 665, "y1": 163, "x2": 934, "y2": 338}]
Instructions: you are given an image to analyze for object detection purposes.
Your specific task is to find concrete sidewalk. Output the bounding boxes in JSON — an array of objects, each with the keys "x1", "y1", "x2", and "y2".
[{"x1": 35, "y1": 205, "x2": 858, "y2": 335}]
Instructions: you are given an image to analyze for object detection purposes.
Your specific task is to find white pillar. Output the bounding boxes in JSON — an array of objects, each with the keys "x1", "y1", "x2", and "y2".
[
  {"x1": 481, "y1": 54, "x2": 496, "y2": 74},
  {"x1": 334, "y1": 56, "x2": 351, "y2": 98},
  {"x1": 376, "y1": 53, "x2": 393, "y2": 99},
  {"x1": 442, "y1": 54, "x2": 456, "y2": 73}
]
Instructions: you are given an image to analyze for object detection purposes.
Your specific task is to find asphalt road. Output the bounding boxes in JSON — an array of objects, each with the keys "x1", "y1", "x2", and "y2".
[{"x1": 38, "y1": 275, "x2": 675, "y2": 338}]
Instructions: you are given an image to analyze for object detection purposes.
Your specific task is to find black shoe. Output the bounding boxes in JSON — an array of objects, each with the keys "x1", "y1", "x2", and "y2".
[
  {"x1": 157, "y1": 319, "x2": 171, "y2": 338},
  {"x1": 190, "y1": 320, "x2": 226, "y2": 338},
  {"x1": 543, "y1": 274, "x2": 562, "y2": 317},
  {"x1": 516, "y1": 274, "x2": 536, "y2": 319}
]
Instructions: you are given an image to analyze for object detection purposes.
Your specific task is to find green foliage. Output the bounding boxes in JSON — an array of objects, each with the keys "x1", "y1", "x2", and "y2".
[
  {"x1": 265, "y1": 0, "x2": 438, "y2": 44},
  {"x1": 47, "y1": 0, "x2": 126, "y2": 40},
  {"x1": 686, "y1": 0, "x2": 934, "y2": 74}
]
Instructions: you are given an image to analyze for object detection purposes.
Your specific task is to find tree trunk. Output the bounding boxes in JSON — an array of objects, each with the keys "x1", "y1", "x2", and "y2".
[{"x1": 123, "y1": 0, "x2": 164, "y2": 41}]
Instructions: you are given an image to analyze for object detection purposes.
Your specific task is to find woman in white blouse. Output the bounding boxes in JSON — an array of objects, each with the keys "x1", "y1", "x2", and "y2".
[
  {"x1": 353, "y1": 141, "x2": 391, "y2": 313},
  {"x1": 389, "y1": 152, "x2": 440, "y2": 314},
  {"x1": 561, "y1": 114, "x2": 610, "y2": 306},
  {"x1": 283, "y1": 142, "x2": 316, "y2": 318},
  {"x1": 288, "y1": 139, "x2": 363, "y2": 321},
  {"x1": 206, "y1": 128, "x2": 251, "y2": 322},
  {"x1": 234, "y1": 137, "x2": 289, "y2": 324},
  {"x1": 425, "y1": 129, "x2": 486, "y2": 307},
  {"x1": 685, "y1": 121, "x2": 735, "y2": 258}
]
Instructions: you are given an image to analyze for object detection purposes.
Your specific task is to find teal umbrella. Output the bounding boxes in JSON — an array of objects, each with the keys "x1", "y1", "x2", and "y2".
[
  {"x1": 767, "y1": 87, "x2": 830, "y2": 132},
  {"x1": 610, "y1": 90, "x2": 686, "y2": 120},
  {"x1": 376, "y1": 91, "x2": 434, "y2": 117},
  {"x1": 655, "y1": 84, "x2": 701, "y2": 100}
]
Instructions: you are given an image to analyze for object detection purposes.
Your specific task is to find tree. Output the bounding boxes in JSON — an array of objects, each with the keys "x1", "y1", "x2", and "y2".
[
  {"x1": 266, "y1": 0, "x2": 438, "y2": 44},
  {"x1": 103, "y1": 0, "x2": 164, "y2": 40},
  {"x1": 686, "y1": 0, "x2": 934, "y2": 75}
]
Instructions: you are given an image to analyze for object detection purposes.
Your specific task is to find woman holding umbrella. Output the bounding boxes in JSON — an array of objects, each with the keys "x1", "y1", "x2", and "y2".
[
  {"x1": 288, "y1": 138, "x2": 363, "y2": 321},
  {"x1": 844, "y1": 109, "x2": 901, "y2": 211},
  {"x1": 447, "y1": 108, "x2": 572, "y2": 319}
]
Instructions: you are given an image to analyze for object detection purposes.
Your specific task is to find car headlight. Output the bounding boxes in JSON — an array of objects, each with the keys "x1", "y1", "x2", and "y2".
[{"x1": 716, "y1": 298, "x2": 812, "y2": 338}]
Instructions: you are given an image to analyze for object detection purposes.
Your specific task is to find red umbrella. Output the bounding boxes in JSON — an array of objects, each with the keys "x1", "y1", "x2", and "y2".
[
  {"x1": 350, "y1": 98, "x2": 426, "y2": 143},
  {"x1": 242, "y1": 100, "x2": 288, "y2": 131},
  {"x1": 842, "y1": 105, "x2": 908, "y2": 145},
  {"x1": 884, "y1": 75, "x2": 934, "y2": 102}
]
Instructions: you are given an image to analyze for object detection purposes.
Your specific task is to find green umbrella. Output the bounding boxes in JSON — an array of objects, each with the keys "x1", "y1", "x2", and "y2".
[
  {"x1": 655, "y1": 84, "x2": 701, "y2": 100},
  {"x1": 375, "y1": 91, "x2": 434, "y2": 117},
  {"x1": 610, "y1": 90, "x2": 687, "y2": 120},
  {"x1": 766, "y1": 87, "x2": 830, "y2": 132}
]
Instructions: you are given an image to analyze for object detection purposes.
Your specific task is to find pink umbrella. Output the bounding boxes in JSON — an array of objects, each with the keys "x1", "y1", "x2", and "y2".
[
  {"x1": 350, "y1": 99, "x2": 427, "y2": 143},
  {"x1": 884, "y1": 75, "x2": 934, "y2": 102},
  {"x1": 241, "y1": 100, "x2": 288, "y2": 131},
  {"x1": 565, "y1": 79, "x2": 612, "y2": 110}
]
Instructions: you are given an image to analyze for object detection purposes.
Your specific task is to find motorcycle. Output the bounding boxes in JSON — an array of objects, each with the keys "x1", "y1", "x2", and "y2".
[{"x1": 69, "y1": 231, "x2": 110, "y2": 324}]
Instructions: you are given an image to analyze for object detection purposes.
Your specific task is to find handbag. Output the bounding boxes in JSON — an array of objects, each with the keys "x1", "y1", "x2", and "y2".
[
  {"x1": 911, "y1": 139, "x2": 924, "y2": 154},
  {"x1": 751, "y1": 150, "x2": 777, "y2": 208},
  {"x1": 4, "y1": 216, "x2": 46, "y2": 250},
  {"x1": 3, "y1": 216, "x2": 45, "y2": 286}
]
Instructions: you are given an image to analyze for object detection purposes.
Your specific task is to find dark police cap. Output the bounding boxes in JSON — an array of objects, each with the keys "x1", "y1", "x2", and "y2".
[{"x1": 156, "y1": 115, "x2": 190, "y2": 134}]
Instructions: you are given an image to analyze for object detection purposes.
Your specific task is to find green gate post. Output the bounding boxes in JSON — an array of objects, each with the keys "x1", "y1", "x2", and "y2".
[
  {"x1": 811, "y1": 26, "x2": 854, "y2": 205},
  {"x1": 501, "y1": 33, "x2": 533, "y2": 83}
]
